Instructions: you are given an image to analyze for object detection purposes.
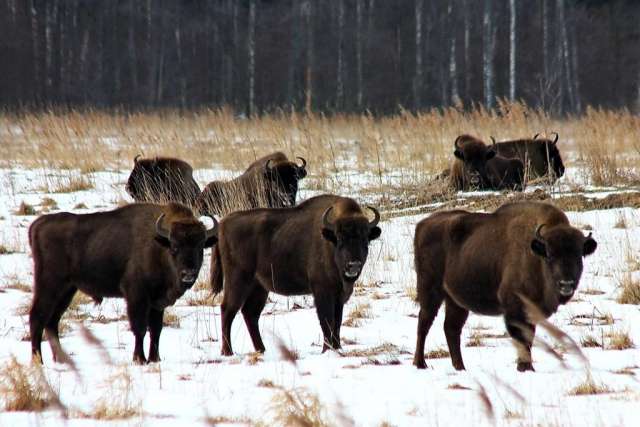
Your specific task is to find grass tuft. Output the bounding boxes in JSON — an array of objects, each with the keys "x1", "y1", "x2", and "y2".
[
  {"x1": 617, "y1": 274, "x2": 640, "y2": 304},
  {"x1": 15, "y1": 201, "x2": 36, "y2": 215},
  {"x1": 568, "y1": 377, "x2": 612, "y2": 396},
  {"x1": 0, "y1": 356, "x2": 60, "y2": 412}
]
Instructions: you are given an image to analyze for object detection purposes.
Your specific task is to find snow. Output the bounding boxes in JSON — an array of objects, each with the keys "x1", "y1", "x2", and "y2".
[{"x1": 1, "y1": 165, "x2": 640, "y2": 426}]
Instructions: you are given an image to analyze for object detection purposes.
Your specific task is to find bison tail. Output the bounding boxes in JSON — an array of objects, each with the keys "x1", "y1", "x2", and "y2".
[{"x1": 211, "y1": 244, "x2": 224, "y2": 295}]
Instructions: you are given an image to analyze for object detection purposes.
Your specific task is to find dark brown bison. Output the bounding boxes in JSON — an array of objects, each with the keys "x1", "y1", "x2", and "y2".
[
  {"x1": 195, "y1": 152, "x2": 307, "y2": 216},
  {"x1": 29, "y1": 203, "x2": 217, "y2": 364},
  {"x1": 211, "y1": 195, "x2": 381, "y2": 355},
  {"x1": 412, "y1": 201, "x2": 597, "y2": 372},
  {"x1": 125, "y1": 155, "x2": 201, "y2": 207},
  {"x1": 448, "y1": 135, "x2": 524, "y2": 191},
  {"x1": 491, "y1": 133, "x2": 565, "y2": 181}
]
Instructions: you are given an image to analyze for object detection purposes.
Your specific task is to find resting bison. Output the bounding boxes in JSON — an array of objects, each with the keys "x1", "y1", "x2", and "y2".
[
  {"x1": 492, "y1": 133, "x2": 565, "y2": 181},
  {"x1": 29, "y1": 203, "x2": 217, "y2": 364},
  {"x1": 211, "y1": 195, "x2": 381, "y2": 355},
  {"x1": 413, "y1": 201, "x2": 597, "y2": 371},
  {"x1": 448, "y1": 135, "x2": 524, "y2": 191},
  {"x1": 196, "y1": 152, "x2": 307, "y2": 216},
  {"x1": 126, "y1": 155, "x2": 201, "y2": 207}
]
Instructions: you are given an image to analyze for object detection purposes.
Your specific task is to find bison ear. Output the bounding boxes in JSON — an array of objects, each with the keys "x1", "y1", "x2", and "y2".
[
  {"x1": 485, "y1": 150, "x2": 496, "y2": 160},
  {"x1": 368, "y1": 226, "x2": 381, "y2": 241},
  {"x1": 583, "y1": 237, "x2": 597, "y2": 256},
  {"x1": 530, "y1": 239, "x2": 547, "y2": 258},
  {"x1": 297, "y1": 168, "x2": 307, "y2": 179},
  {"x1": 321, "y1": 228, "x2": 337, "y2": 245},
  {"x1": 453, "y1": 149, "x2": 464, "y2": 160}
]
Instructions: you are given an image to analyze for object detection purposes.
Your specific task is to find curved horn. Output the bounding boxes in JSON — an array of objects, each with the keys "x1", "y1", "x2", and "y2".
[
  {"x1": 533, "y1": 133, "x2": 540, "y2": 140},
  {"x1": 367, "y1": 206, "x2": 380, "y2": 228},
  {"x1": 490, "y1": 136, "x2": 497, "y2": 146},
  {"x1": 454, "y1": 135, "x2": 463, "y2": 150},
  {"x1": 322, "y1": 207, "x2": 334, "y2": 230},
  {"x1": 296, "y1": 156, "x2": 307, "y2": 169},
  {"x1": 134, "y1": 154, "x2": 142, "y2": 164},
  {"x1": 205, "y1": 215, "x2": 218, "y2": 240},
  {"x1": 265, "y1": 159, "x2": 274, "y2": 171},
  {"x1": 551, "y1": 132, "x2": 559, "y2": 145},
  {"x1": 534, "y1": 224, "x2": 546, "y2": 242},
  {"x1": 586, "y1": 231, "x2": 593, "y2": 239},
  {"x1": 155, "y1": 214, "x2": 170, "y2": 239}
]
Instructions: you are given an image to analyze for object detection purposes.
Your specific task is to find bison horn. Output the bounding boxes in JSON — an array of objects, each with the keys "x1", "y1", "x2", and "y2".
[
  {"x1": 551, "y1": 132, "x2": 559, "y2": 145},
  {"x1": 296, "y1": 156, "x2": 307, "y2": 169},
  {"x1": 205, "y1": 215, "x2": 218, "y2": 240},
  {"x1": 322, "y1": 207, "x2": 334, "y2": 230},
  {"x1": 134, "y1": 154, "x2": 142, "y2": 164},
  {"x1": 454, "y1": 135, "x2": 463, "y2": 150},
  {"x1": 490, "y1": 136, "x2": 497, "y2": 146},
  {"x1": 533, "y1": 133, "x2": 540, "y2": 140},
  {"x1": 265, "y1": 159, "x2": 274, "y2": 171},
  {"x1": 367, "y1": 206, "x2": 380, "y2": 228},
  {"x1": 155, "y1": 214, "x2": 170, "y2": 239},
  {"x1": 534, "y1": 224, "x2": 546, "y2": 242}
]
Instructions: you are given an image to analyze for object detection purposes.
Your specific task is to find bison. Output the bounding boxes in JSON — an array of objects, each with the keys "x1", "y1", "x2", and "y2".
[
  {"x1": 125, "y1": 155, "x2": 201, "y2": 207},
  {"x1": 491, "y1": 133, "x2": 565, "y2": 182},
  {"x1": 412, "y1": 201, "x2": 597, "y2": 372},
  {"x1": 28, "y1": 203, "x2": 218, "y2": 364},
  {"x1": 448, "y1": 135, "x2": 524, "y2": 191},
  {"x1": 211, "y1": 195, "x2": 381, "y2": 355},
  {"x1": 196, "y1": 152, "x2": 307, "y2": 216}
]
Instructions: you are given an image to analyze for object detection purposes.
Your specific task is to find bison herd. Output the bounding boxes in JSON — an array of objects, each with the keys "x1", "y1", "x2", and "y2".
[{"x1": 27, "y1": 133, "x2": 598, "y2": 373}]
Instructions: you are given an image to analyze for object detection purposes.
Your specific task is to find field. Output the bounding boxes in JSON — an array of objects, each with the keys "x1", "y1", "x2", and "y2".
[{"x1": 1, "y1": 106, "x2": 640, "y2": 426}]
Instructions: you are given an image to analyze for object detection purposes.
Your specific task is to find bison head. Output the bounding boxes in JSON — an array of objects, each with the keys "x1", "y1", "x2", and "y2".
[
  {"x1": 530, "y1": 224, "x2": 597, "y2": 303},
  {"x1": 155, "y1": 214, "x2": 218, "y2": 289},
  {"x1": 264, "y1": 157, "x2": 307, "y2": 206},
  {"x1": 321, "y1": 205, "x2": 382, "y2": 282},
  {"x1": 453, "y1": 135, "x2": 496, "y2": 189},
  {"x1": 126, "y1": 155, "x2": 159, "y2": 202}
]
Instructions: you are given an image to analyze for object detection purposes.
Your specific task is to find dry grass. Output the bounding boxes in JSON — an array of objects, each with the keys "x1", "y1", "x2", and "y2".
[
  {"x1": 0, "y1": 244, "x2": 15, "y2": 254},
  {"x1": 580, "y1": 334, "x2": 602, "y2": 348},
  {"x1": 606, "y1": 330, "x2": 635, "y2": 350},
  {"x1": 343, "y1": 302, "x2": 372, "y2": 327},
  {"x1": 263, "y1": 386, "x2": 339, "y2": 427},
  {"x1": 0, "y1": 356, "x2": 61, "y2": 412},
  {"x1": 2, "y1": 274, "x2": 31, "y2": 292},
  {"x1": 246, "y1": 352, "x2": 263, "y2": 366},
  {"x1": 447, "y1": 383, "x2": 472, "y2": 391},
  {"x1": 257, "y1": 379, "x2": 277, "y2": 388},
  {"x1": 340, "y1": 342, "x2": 406, "y2": 358},
  {"x1": 85, "y1": 368, "x2": 141, "y2": 420},
  {"x1": 617, "y1": 274, "x2": 640, "y2": 304},
  {"x1": 163, "y1": 309, "x2": 181, "y2": 328},
  {"x1": 425, "y1": 348, "x2": 450, "y2": 359},
  {"x1": 205, "y1": 415, "x2": 253, "y2": 425},
  {"x1": 568, "y1": 376, "x2": 612, "y2": 396},
  {"x1": 15, "y1": 201, "x2": 36, "y2": 216},
  {"x1": 466, "y1": 331, "x2": 485, "y2": 347}
]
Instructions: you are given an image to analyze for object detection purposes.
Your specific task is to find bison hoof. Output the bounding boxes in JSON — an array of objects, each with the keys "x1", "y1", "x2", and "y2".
[
  {"x1": 221, "y1": 348, "x2": 234, "y2": 357},
  {"x1": 148, "y1": 355, "x2": 161, "y2": 363},
  {"x1": 133, "y1": 355, "x2": 148, "y2": 365},
  {"x1": 517, "y1": 362, "x2": 534, "y2": 372},
  {"x1": 413, "y1": 359, "x2": 427, "y2": 369}
]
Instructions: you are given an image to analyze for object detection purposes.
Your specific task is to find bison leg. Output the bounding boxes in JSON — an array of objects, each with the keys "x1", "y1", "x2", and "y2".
[
  {"x1": 443, "y1": 297, "x2": 469, "y2": 371},
  {"x1": 148, "y1": 308, "x2": 164, "y2": 363},
  {"x1": 29, "y1": 280, "x2": 68, "y2": 363},
  {"x1": 505, "y1": 314, "x2": 536, "y2": 372},
  {"x1": 413, "y1": 287, "x2": 444, "y2": 369},
  {"x1": 241, "y1": 285, "x2": 269, "y2": 353},
  {"x1": 126, "y1": 298, "x2": 150, "y2": 364},
  {"x1": 332, "y1": 299, "x2": 344, "y2": 350},
  {"x1": 314, "y1": 293, "x2": 338, "y2": 352},
  {"x1": 45, "y1": 287, "x2": 77, "y2": 363}
]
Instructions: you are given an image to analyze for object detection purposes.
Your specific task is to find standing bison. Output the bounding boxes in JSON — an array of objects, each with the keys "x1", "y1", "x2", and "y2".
[
  {"x1": 126, "y1": 155, "x2": 201, "y2": 207},
  {"x1": 448, "y1": 135, "x2": 524, "y2": 191},
  {"x1": 412, "y1": 201, "x2": 596, "y2": 371},
  {"x1": 211, "y1": 195, "x2": 381, "y2": 355},
  {"x1": 29, "y1": 203, "x2": 217, "y2": 364},
  {"x1": 196, "y1": 152, "x2": 307, "y2": 216},
  {"x1": 492, "y1": 133, "x2": 565, "y2": 182}
]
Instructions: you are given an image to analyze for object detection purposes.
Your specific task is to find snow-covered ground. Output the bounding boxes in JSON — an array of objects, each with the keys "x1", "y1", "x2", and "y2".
[{"x1": 1, "y1": 166, "x2": 639, "y2": 427}]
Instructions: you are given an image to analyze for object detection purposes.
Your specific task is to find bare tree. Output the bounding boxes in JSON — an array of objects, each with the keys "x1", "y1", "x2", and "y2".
[
  {"x1": 448, "y1": 2, "x2": 459, "y2": 104},
  {"x1": 483, "y1": 0, "x2": 495, "y2": 109},
  {"x1": 356, "y1": 0, "x2": 364, "y2": 110},
  {"x1": 414, "y1": 0, "x2": 424, "y2": 109},
  {"x1": 303, "y1": 0, "x2": 314, "y2": 114},
  {"x1": 509, "y1": 0, "x2": 516, "y2": 101},
  {"x1": 248, "y1": 0, "x2": 256, "y2": 116},
  {"x1": 336, "y1": 0, "x2": 345, "y2": 110}
]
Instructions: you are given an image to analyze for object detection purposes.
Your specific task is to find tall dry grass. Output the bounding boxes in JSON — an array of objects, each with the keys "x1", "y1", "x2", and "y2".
[{"x1": 1, "y1": 102, "x2": 639, "y2": 199}]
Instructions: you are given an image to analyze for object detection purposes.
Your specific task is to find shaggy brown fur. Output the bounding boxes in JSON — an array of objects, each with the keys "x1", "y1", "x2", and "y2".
[
  {"x1": 28, "y1": 203, "x2": 217, "y2": 364},
  {"x1": 448, "y1": 135, "x2": 524, "y2": 191},
  {"x1": 211, "y1": 195, "x2": 381, "y2": 355},
  {"x1": 492, "y1": 133, "x2": 565, "y2": 181},
  {"x1": 412, "y1": 201, "x2": 596, "y2": 371},
  {"x1": 195, "y1": 152, "x2": 307, "y2": 216},
  {"x1": 125, "y1": 156, "x2": 201, "y2": 207}
]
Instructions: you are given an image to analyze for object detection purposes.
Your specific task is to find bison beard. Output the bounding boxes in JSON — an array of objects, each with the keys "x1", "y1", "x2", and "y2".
[
  {"x1": 412, "y1": 201, "x2": 596, "y2": 372},
  {"x1": 211, "y1": 195, "x2": 381, "y2": 356},
  {"x1": 28, "y1": 203, "x2": 217, "y2": 364}
]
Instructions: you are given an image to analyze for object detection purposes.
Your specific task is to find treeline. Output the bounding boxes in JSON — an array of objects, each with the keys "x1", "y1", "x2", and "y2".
[{"x1": 0, "y1": 0, "x2": 639, "y2": 115}]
